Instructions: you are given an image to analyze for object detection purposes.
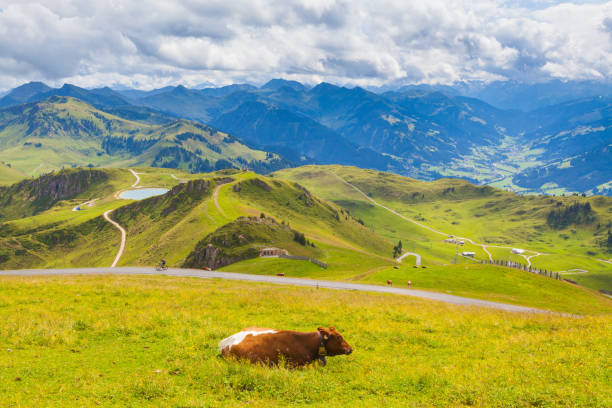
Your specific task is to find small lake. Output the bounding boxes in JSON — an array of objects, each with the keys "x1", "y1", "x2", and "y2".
[{"x1": 119, "y1": 188, "x2": 169, "y2": 200}]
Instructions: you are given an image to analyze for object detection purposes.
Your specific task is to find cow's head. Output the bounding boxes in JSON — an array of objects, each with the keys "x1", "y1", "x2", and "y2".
[{"x1": 318, "y1": 326, "x2": 353, "y2": 356}]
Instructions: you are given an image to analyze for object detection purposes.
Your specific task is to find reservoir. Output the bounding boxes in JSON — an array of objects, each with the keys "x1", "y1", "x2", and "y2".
[{"x1": 119, "y1": 188, "x2": 169, "y2": 200}]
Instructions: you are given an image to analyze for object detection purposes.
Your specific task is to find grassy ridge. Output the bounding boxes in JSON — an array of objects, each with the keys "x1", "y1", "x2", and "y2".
[
  {"x1": 1, "y1": 167, "x2": 610, "y2": 314},
  {"x1": 0, "y1": 162, "x2": 24, "y2": 185},
  {"x1": 0, "y1": 97, "x2": 285, "y2": 179},
  {"x1": 0, "y1": 275, "x2": 609, "y2": 407},
  {"x1": 273, "y1": 165, "x2": 612, "y2": 291}
]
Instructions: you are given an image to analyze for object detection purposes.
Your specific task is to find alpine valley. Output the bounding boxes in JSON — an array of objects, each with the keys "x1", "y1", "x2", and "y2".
[{"x1": 0, "y1": 79, "x2": 610, "y2": 196}]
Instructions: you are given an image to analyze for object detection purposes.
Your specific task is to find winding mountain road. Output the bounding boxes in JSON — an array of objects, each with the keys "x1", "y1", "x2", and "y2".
[
  {"x1": 0, "y1": 267, "x2": 552, "y2": 314},
  {"x1": 332, "y1": 172, "x2": 554, "y2": 267},
  {"x1": 129, "y1": 169, "x2": 140, "y2": 187},
  {"x1": 170, "y1": 174, "x2": 187, "y2": 183},
  {"x1": 103, "y1": 210, "x2": 126, "y2": 267},
  {"x1": 213, "y1": 183, "x2": 227, "y2": 218},
  {"x1": 103, "y1": 169, "x2": 143, "y2": 266}
]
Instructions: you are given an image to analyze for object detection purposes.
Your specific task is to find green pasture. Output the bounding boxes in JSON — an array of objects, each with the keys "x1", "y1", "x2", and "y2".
[{"x1": 0, "y1": 275, "x2": 609, "y2": 407}]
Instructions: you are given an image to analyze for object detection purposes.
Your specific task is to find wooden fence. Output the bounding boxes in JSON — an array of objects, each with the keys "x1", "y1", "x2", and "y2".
[
  {"x1": 481, "y1": 259, "x2": 561, "y2": 280},
  {"x1": 279, "y1": 254, "x2": 328, "y2": 269}
]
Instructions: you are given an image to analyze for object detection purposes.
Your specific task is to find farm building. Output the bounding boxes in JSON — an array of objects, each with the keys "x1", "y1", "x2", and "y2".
[
  {"x1": 461, "y1": 251, "x2": 475, "y2": 257},
  {"x1": 260, "y1": 247, "x2": 289, "y2": 257},
  {"x1": 444, "y1": 238, "x2": 465, "y2": 245},
  {"x1": 511, "y1": 248, "x2": 525, "y2": 255}
]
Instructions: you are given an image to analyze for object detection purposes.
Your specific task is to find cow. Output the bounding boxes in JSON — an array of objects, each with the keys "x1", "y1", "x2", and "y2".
[
  {"x1": 218, "y1": 326, "x2": 353, "y2": 367},
  {"x1": 387, "y1": 280, "x2": 393, "y2": 286}
]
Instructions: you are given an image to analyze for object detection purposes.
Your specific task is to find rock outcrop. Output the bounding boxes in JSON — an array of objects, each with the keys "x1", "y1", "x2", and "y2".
[{"x1": 0, "y1": 168, "x2": 108, "y2": 220}]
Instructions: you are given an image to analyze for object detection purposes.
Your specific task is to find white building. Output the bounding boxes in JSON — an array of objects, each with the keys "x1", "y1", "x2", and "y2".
[{"x1": 511, "y1": 248, "x2": 525, "y2": 255}]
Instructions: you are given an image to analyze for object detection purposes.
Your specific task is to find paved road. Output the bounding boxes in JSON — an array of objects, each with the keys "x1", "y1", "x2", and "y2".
[
  {"x1": 129, "y1": 169, "x2": 141, "y2": 187},
  {"x1": 397, "y1": 252, "x2": 422, "y2": 266},
  {"x1": 0, "y1": 267, "x2": 551, "y2": 314},
  {"x1": 103, "y1": 211, "x2": 126, "y2": 267}
]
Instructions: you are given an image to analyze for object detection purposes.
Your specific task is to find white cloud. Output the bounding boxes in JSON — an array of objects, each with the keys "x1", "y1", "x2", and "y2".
[{"x1": 0, "y1": 0, "x2": 610, "y2": 91}]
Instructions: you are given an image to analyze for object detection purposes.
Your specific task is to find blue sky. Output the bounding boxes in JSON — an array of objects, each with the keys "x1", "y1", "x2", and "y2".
[{"x1": 0, "y1": 0, "x2": 610, "y2": 91}]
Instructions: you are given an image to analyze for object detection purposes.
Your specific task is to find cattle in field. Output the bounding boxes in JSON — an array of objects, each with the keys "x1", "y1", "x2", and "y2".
[
  {"x1": 387, "y1": 280, "x2": 392, "y2": 286},
  {"x1": 218, "y1": 326, "x2": 353, "y2": 366}
]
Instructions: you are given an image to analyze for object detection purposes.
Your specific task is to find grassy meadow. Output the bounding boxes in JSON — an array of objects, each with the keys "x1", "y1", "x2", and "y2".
[
  {"x1": 1, "y1": 166, "x2": 611, "y2": 315},
  {"x1": 0, "y1": 274, "x2": 610, "y2": 407},
  {"x1": 0, "y1": 162, "x2": 24, "y2": 185},
  {"x1": 273, "y1": 165, "x2": 612, "y2": 291}
]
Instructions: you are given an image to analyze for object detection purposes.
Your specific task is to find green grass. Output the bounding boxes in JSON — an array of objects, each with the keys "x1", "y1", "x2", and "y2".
[
  {"x1": 0, "y1": 97, "x2": 282, "y2": 180},
  {"x1": 273, "y1": 165, "x2": 612, "y2": 291},
  {"x1": 2, "y1": 166, "x2": 609, "y2": 315},
  {"x1": 220, "y1": 255, "x2": 612, "y2": 315},
  {"x1": 362, "y1": 263, "x2": 612, "y2": 315},
  {"x1": 0, "y1": 162, "x2": 25, "y2": 185},
  {"x1": 221, "y1": 243, "x2": 391, "y2": 280},
  {"x1": 0, "y1": 275, "x2": 609, "y2": 407}
]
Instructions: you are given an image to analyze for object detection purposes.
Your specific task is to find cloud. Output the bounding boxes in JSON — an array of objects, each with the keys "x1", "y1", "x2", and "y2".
[{"x1": 0, "y1": 0, "x2": 610, "y2": 91}]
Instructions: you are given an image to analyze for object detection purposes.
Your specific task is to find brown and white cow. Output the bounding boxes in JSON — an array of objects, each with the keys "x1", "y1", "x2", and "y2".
[{"x1": 218, "y1": 326, "x2": 353, "y2": 366}]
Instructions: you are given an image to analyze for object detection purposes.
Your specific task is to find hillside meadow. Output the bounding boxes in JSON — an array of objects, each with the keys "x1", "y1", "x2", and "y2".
[
  {"x1": 0, "y1": 274, "x2": 610, "y2": 407},
  {"x1": 1, "y1": 166, "x2": 610, "y2": 315},
  {"x1": 273, "y1": 165, "x2": 612, "y2": 291}
]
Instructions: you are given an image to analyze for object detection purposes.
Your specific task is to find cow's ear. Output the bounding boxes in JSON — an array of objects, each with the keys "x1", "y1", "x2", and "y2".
[
  {"x1": 318, "y1": 327, "x2": 329, "y2": 339},
  {"x1": 329, "y1": 326, "x2": 336, "y2": 332}
]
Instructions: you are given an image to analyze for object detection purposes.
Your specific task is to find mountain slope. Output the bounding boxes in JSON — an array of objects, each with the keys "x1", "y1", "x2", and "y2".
[
  {"x1": 2, "y1": 79, "x2": 610, "y2": 194},
  {"x1": 0, "y1": 96, "x2": 288, "y2": 177},
  {"x1": 0, "y1": 162, "x2": 25, "y2": 186},
  {"x1": 139, "y1": 85, "x2": 221, "y2": 122},
  {"x1": 459, "y1": 79, "x2": 612, "y2": 111},
  {"x1": 211, "y1": 101, "x2": 396, "y2": 170},
  {"x1": 524, "y1": 96, "x2": 612, "y2": 158},
  {"x1": 0, "y1": 169, "x2": 394, "y2": 275},
  {"x1": 513, "y1": 144, "x2": 612, "y2": 194},
  {"x1": 0, "y1": 168, "x2": 109, "y2": 221},
  {"x1": 0, "y1": 167, "x2": 609, "y2": 314},
  {"x1": 27, "y1": 83, "x2": 131, "y2": 108},
  {"x1": 0, "y1": 81, "x2": 52, "y2": 108},
  {"x1": 274, "y1": 165, "x2": 612, "y2": 291}
]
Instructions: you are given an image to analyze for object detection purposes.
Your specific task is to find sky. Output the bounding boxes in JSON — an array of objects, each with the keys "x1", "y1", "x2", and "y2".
[{"x1": 0, "y1": 0, "x2": 611, "y2": 91}]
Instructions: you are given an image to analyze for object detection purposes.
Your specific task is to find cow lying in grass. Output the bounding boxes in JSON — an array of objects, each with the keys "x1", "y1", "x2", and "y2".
[{"x1": 219, "y1": 326, "x2": 353, "y2": 366}]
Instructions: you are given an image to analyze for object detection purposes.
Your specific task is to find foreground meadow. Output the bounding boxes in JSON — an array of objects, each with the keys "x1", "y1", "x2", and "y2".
[{"x1": 0, "y1": 275, "x2": 610, "y2": 407}]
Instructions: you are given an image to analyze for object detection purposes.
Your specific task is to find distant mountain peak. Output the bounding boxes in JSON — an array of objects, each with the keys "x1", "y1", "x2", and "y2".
[
  {"x1": 59, "y1": 83, "x2": 80, "y2": 91},
  {"x1": 0, "y1": 81, "x2": 52, "y2": 108},
  {"x1": 171, "y1": 85, "x2": 194, "y2": 95},
  {"x1": 15, "y1": 81, "x2": 51, "y2": 91},
  {"x1": 261, "y1": 79, "x2": 306, "y2": 92}
]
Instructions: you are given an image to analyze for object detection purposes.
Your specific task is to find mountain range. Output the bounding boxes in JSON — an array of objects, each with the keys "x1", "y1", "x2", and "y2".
[{"x1": 0, "y1": 79, "x2": 610, "y2": 195}]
